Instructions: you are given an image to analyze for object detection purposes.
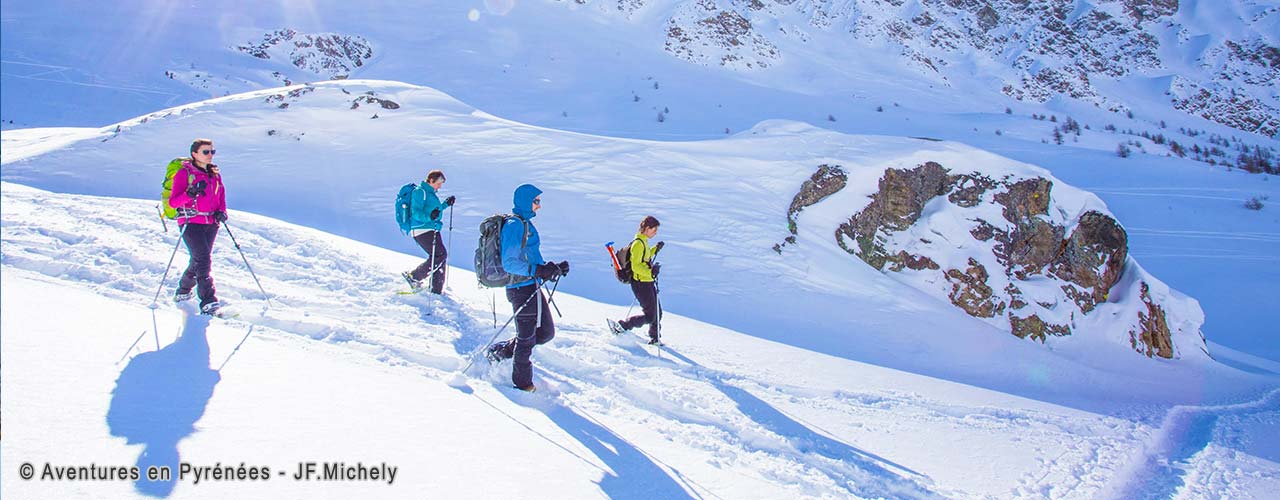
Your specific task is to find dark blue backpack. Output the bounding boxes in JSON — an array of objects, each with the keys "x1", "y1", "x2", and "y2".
[
  {"x1": 475, "y1": 214, "x2": 530, "y2": 287},
  {"x1": 394, "y1": 183, "x2": 418, "y2": 235}
]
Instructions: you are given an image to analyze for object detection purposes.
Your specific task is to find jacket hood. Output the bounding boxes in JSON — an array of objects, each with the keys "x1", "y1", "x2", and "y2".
[{"x1": 513, "y1": 184, "x2": 542, "y2": 219}]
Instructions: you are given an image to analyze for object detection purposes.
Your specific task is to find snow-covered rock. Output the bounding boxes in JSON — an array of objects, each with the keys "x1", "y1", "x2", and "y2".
[{"x1": 785, "y1": 159, "x2": 1206, "y2": 360}]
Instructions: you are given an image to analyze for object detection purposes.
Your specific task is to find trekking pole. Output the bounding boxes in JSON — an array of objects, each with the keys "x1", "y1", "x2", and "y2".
[
  {"x1": 155, "y1": 204, "x2": 169, "y2": 233},
  {"x1": 544, "y1": 278, "x2": 562, "y2": 318},
  {"x1": 150, "y1": 222, "x2": 191, "y2": 307},
  {"x1": 222, "y1": 221, "x2": 273, "y2": 310},
  {"x1": 447, "y1": 205, "x2": 454, "y2": 288},
  {"x1": 460, "y1": 281, "x2": 547, "y2": 375}
]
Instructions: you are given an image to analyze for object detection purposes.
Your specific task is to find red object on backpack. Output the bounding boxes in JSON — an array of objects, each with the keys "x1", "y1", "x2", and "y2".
[{"x1": 606, "y1": 242, "x2": 622, "y2": 271}]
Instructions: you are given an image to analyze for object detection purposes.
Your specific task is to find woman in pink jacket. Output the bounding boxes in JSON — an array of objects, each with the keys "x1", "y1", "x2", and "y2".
[{"x1": 168, "y1": 138, "x2": 228, "y2": 315}]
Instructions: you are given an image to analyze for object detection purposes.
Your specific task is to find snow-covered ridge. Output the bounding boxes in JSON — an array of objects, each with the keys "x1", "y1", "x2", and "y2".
[{"x1": 561, "y1": 0, "x2": 1280, "y2": 137}]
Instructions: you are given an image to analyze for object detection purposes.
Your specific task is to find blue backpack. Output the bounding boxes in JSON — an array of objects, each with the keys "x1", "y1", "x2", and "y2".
[{"x1": 394, "y1": 183, "x2": 418, "y2": 235}]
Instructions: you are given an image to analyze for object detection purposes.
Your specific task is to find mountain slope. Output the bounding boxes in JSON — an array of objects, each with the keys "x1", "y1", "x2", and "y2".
[
  {"x1": 3, "y1": 182, "x2": 1277, "y2": 499},
  {"x1": 0, "y1": 79, "x2": 1239, "y2": 389}
]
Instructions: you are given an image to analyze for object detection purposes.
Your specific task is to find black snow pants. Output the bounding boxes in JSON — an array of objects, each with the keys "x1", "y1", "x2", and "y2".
[
  {"x1": 410, "y1": 230, "x2": 447, "y2": 294},
  {"x1": 178, "y1": 222, "x2": 219, "y2": 307},
  {"x1": 506, "y1": 283, "x2": 555, "y2": 388},
  {"x1": 620, "y1": 280, "x2": 661, "y2": 341}
]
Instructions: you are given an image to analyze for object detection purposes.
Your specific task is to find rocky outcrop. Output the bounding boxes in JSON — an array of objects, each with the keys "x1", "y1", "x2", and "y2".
[
  {"x1": 664, "y1": 3, "x2": 779, "y2": 70},
  {"x1": 351, "y1": 93, "x2": 401, "y2": 110},
  {"x1": 787, "y1": 164, "x2": 847, "y2": 234},
  {"x1": 821, "y1": 160, "x2": 1191, "y2": 358},
  {"x1": 1131, "y1": 282, "x2": 1173, "y2": 358},
  {"x1": 835, "y1": 161, "x2": 948, "y2": 270},
  {"x1": 945, "y1": 258, "x2": 1002, "y2": 318},
  {"x1": 1051, "y1": 211, "x2": 1127, "y2": 313},
  {"x1": 236, "y1": 29, "x2": 373, "y2": 80}
]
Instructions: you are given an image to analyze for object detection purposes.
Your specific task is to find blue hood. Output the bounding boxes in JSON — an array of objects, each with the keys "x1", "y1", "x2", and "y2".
[{"x1": 512, "y1": 184, "x2": 541, "y2": 220}]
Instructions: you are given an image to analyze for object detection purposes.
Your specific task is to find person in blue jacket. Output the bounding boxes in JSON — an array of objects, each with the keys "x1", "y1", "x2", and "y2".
[
  {"x1": 486, "y1": 183, "x2": 569, "y2": 392},
  {"x1": 401, "y1": 169, "x2": 455, "y2": 294}
]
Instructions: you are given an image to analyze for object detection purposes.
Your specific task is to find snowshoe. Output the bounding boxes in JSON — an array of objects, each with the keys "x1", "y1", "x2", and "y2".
[
  {"x1": 401, "y1": 271, "x2": 424, "y2": 292},
  {"x1": 200, "y1": 301, "x2": 223, "y2": 316},
  {"x1": 647, "y1": 338, "x2": 665, "y2": 346},
  {"x1": 485, "y1": 340, "x2": 512, "y2": 363},
  {"x1": 513, "y1": 384, "x2": 537, "y2": 393},
  {"x1": 173, "y1": 290, "x2": 194, "y2": 302},
  {"x1": 607, "y1": 318, "x2": 624, "y2": 335}
]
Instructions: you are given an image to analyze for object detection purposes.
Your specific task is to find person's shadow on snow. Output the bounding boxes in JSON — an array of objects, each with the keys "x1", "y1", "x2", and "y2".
[
  {"x1": 661, "y1": 348, "x2": 940, "y2": 499},
  {"x1": 543, "y1": 404, "x2": 696, "y2": 500},
  {"x1": 107, "y1": 306, "x2": 221, "y2": 498}
]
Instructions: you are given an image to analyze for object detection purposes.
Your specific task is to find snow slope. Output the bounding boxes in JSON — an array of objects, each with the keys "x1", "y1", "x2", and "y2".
[
  {"x1": 4, "y1": 182, "x2": 1278, "y2": 499},
  {"x1": 0, "y1": 79, "x2": 1254, "y2": 396}
]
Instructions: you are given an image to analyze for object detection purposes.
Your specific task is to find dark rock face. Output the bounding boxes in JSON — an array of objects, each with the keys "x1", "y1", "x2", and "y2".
[
  {"x1": 948, "y1": 173, "x2": 996, "y2": 208},
  {"x1": 1131, "y1": 282, "x2": 1173, "y2": 358},
  {"x1": 945, "y1": 258, "x2": 1001, "y2": 318},
  {"x1": 1051, "y1": 211, "x2": 1128, "y2": 312},
  {"x1": 787, "y1": 164, "x2": 848, "y2": 235},
  {"x1": 836, "y1": 161, "x2": 948, "y2": 270},
  {"x1": 1010, "y1": 314, "x2": 1071, "y2": 342}
]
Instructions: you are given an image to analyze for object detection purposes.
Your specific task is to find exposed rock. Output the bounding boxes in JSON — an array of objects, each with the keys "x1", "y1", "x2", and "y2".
[
  {"x1": 1010, "y1": 314, "x2": 1071, "y2": 343},
  {"x1": 1006, "y1": 283, "x2": 1027, "y2": 310},
  {"x1": 1051, "y1": 210, "x2": 1128, "y2": 312},
  {"x1": 887, "y1": 251, "x2": 940, "y2": 272},
  {"x1": 235, "y1": 29, "x2": 373, "y2": 80},
  {"x1": 948, "y1": 173, "x2": 996, "y2": 207},
  {"x1": 1130, "y1": 282, "x2": 1173, "y2": 358},
  {"x1": 787, "y1": 164, "x2": 847, "y2": 234},
  {"x1": 944, "y1": 258, "x2": 1001, "y2": 318},
  {"x1": 836, "y1": 161, "x2": 949, "y2": 269},
  {"x1": 351, "y1": 95, "x2": 401, "y2": 110},
  {"x1": 970, "y1": 219, "x2": 996, "y2": 241},
  {"x1": 994, "y1": 178, "x2": 1052, "y2": 225},
  {"x1": 996, "y1": 218, "x2": 1065, "y2": 280}
]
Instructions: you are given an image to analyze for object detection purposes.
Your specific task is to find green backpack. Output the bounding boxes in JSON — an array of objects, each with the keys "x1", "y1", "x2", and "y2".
[{"x1": 160, "y1": 157, "x2": 188, "y2": 219}]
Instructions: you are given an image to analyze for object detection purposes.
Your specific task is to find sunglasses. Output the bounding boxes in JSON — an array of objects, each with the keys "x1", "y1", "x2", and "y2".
[
  {"x1": 198, "y1": 149, "x2": 217, "y2": 155},
  {"x1": 533, "y1": 198, "x2": 541, "y2": 204}
]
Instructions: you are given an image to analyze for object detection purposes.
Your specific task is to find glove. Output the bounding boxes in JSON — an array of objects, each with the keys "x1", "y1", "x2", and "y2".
[
  {"x1": 186, "y1": 180, "x2": 207, "y2": 197},
  {"x1": 535, "y1": 262, "x2": 562, "y2": 281},
  {"x1": 430, "y1": 208, "x2": 441, "y2": 220},
  {"x1": 651, "y1": 262, "x2": 661, "y2": 278},
  {"x1": 444, "y1": 195, "x2": 456, "y2": 206},
  {"x1": 654, "y1": 241, "x2": 665, "y2": 254},
  {"x1": 212, "y1": 210, "x2": 228, "y2": 223},
  {"x1": 557, "y1": 260, "x2": 570, "y2": 277}
]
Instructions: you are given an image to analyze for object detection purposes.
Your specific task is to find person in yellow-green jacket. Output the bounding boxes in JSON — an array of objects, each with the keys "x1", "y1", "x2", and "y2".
[{"x1": 608, "y1": 216, "x2": 665, "y2": 345}]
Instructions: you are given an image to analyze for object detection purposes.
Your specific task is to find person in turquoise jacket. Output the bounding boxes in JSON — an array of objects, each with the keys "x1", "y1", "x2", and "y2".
[
  {"x1": 608, "y1": 216, "x2": 665, "y2": 344},
  {"x1": 487, "y1": 183, "x2": 569, "y2": 392},
  {"x1": 401, "y1": 169, "x2": 455, "y2": 294}
]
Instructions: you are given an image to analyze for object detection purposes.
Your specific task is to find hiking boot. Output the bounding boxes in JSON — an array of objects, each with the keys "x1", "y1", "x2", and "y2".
[
  {"x1": 647, "y1": 338, "x2": 664, "y2": 346},
  {"x1": 607, "y1": 319, "x2": 624, "y2": 335},
  {"x1": 513, "y1": 384, "x2": 537, "y2": 393},
  {"x1": 401, "y1": 271, "x2": 423, "y2": 292},
  {"x1": 200, "y1": 301, "x2": 222, "y2": 316},
  {"x1": 173, "y1": 290, "x2": 195, "y2": 302}
]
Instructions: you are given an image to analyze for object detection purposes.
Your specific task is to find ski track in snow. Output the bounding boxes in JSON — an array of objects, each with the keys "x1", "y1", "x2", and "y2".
[{"x1": 4, "y1": 183, "x2": 1278, "y2": 499}]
